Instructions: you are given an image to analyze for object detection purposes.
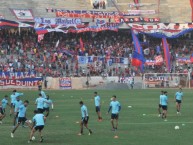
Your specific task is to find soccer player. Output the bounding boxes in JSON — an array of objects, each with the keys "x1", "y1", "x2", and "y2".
[
  {"x1": 94, "y1": 92, "x2": 102, "y2": 121},
  {"x1": 43, "y1": 95, "x2": 53, "y2": 117},
  {"x1": 39, "y1": 89, "x2": 47, "y2": 99},
  {"x1": 158, "y1": 91, "x2": 164, "y2": 117},
  {"x1": 35, "y1": 93, "x2": 49, "y2": 113},
  {"x1": 11, "y1": 100, "x2": 32, "y2": 138},
  {"x1": 28, "y1": 110, "x2": 46, "y2": 143},
  {"x1": 13, "y1": 96, "x2": 23, "y2": 126},
  {"x1": 175, "y1": 88, "x2": 183, "y2": 114},
  {"x1": 0, "y1": 102, "x2": 4, "y2": 124},
  {"x1": 78, "y1": 101, "x2": 92, "y2": 136},
  {"x1": 0, "y1": 95, "x2": 10, "y2": 123},
  {"x1": 10, "y1": 90, "x2": 23, "y2": 116},
  {"x1": 160, "y1": 91, "x2": 168, "y2": 121},
  {"x1": 107, "y1": 95, "x2": 121, "y2": 131}
]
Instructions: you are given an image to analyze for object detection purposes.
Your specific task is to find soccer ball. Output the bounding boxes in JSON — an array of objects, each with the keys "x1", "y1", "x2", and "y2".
[
  {"x1": 28, "y1": 120, "x2": 32, "y2": 124},
  {"x1": 32, "y1": 136, "x2": 35, "y2": 141},
  {"x1": 174, "y1": 126, "x2": 179, "y2": 130}
]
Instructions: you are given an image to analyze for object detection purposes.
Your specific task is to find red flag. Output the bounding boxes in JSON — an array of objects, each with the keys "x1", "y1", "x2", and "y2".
[
  {"x1": 38, "y1": 34, "x2": 44, "y2": 42},
  {"x1": 79, "y1": 38, "x2": 85, "y2": 52}
]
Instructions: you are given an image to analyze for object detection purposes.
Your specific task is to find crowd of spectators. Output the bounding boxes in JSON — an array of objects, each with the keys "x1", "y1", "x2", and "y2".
[
  {"x1": 0, "y1": 29, "x2": 192, "y2": 78},
  {"x1": 93, "y1": 0, "x2": 106, "y2": 9}
]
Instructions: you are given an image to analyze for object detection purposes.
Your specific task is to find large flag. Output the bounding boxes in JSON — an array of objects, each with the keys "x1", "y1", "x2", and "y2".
[
  {"x1": 162, "y1": 38, "x2": 171, "y2": 72},
  {"x1": 131, "y1": 30, "x2": 145, "y2": 70},
  {"x1": 132, "y1": 51, "x2": 146, "y2": 66}
]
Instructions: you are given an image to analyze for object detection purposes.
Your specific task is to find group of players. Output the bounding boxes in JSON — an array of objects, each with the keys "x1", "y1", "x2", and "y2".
[
  {"x1": 0, "y1": 89, "x2": 53, "y2": 143},
  {"x1": 158, "y1": 88, "x2": 183, "y2": 121},
  {"x1": 78, "y1": 92, "x2": 121, "y2": 135},
  {"x1": 0, "y1": 88, "x2": 183, "y2": 141},
  {"x1": 81, "y1": 89, "x2": 183, "y2": 135}
]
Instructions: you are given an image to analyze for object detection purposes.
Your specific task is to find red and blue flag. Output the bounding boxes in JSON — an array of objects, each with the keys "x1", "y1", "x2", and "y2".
[{"x1": 162, "y1": 38, "x2": 171, "y2": 72}]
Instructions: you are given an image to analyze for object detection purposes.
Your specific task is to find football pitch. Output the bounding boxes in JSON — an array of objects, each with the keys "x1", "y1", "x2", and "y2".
[{"x1": 1, "y1": 89, "x2": 193, "y2": 145}]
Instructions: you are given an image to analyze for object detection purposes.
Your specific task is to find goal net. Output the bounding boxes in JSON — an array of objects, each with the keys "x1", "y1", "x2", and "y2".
[{"x1": 143, "y1": 73, "x2": 190, "y2": 89}]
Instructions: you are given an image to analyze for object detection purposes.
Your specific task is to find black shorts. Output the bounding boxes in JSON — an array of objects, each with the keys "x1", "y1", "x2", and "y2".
[
  {"x1": 0, "y1": 108, "x2": 5, "y2": 115},
  {"x1": 18, "y1": 117, "x2": 27, "y2": 124},
  {"x1": 111, "y1": 114, "x2": 119, "y2": 119},
  {"x1": 176, "y1": 99, "x2": 182, "y2": 104},
  {"x1": 162, "y1": 105, "x2": 167, "y2": 110},
  {"x1": 43, "y1": 107, "x2": 50, "y2": 112},
  {"x1": 11, "y1": 103, "x2": 14, "y2": 108},
  {"x1": 82, "y1": 116, "x2": 89, "y2": 124},
  {"x1": 14, "y1": 112, "x2": 19, "y2": 118},
  {"x1": 95, "y1": 106, "x2": 100, "y2": 112},
  {"x1": 158, "y1": 104, "x2": 162, "y2": 108},
  {"x1": 37, "y1": 108, "x2": 44, "y2": 113},
  {"x1": 34, "y1": 125, "x2": 44, "y2": 131}
]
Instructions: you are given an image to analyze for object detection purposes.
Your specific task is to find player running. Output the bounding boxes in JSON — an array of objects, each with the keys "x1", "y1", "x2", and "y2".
[
  {"x1": 11, "y1": 100, "x2": 32, "y2": 138},
  {"x1": 28, "y1": 110, "x2": 46, "y2": 143},
  {"x1": 0, "y1": 95, "x2": 10, "y2": 124},
  {"x1": 160, "y1": 91, "x2": 168, "y2": 121},
  {"x1": 35, "y1": 93, "x2": 49, "y2": 113},
  {"x1": 94, "y1": 92, "x2": 102, "y2": 121},
  {"x1": 43, "y1": 95, "x2": 53, "y2": 117},
  {"x1": 13, "y1": 96, "x2": 23, "y2": 127},
  {"x1": 107, "y1": 95, "x2": 121, "y2": 131},
  {"x1": 10, "y1": 90, "x2": 23, "y2": 116},
  {"x1": 175, "y1": 88, "x2": 183, "y2": 115},
  {"x1": 78, "y1": 101, "x2": 92, "y2": 136},
  {"x1": 158, "y1": 91, "x2": 164, "y2": 117}
]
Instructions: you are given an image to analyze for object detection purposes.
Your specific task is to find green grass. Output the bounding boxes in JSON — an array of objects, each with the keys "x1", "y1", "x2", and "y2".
[{"x1": 0, "y1": 89, "x2": 193, "y2": 145}]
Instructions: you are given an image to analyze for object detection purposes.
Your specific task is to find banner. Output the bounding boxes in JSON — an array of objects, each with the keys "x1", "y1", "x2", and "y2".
[
  {"x1": 176, "y1": 58, "x2": 191, "y2": 64},
  {"x1": 56, "y1": 10, "x2": 121, "y2": 19},
  {"x1": 0, "y1": 78, "x2": 42, "y2": 86},
  {"x1": 59, "y1": 77, "x2": 72, "y2": 89},
  {"x1": 155, "y1": 55, "x2": 163, "y2": 64},
  {"x1": 10, "y1": 9, "x2": 34, "y2": 20},
  {"x1": 0, "y1": 71, "x2": 36, "y2": 79},
  {"x1": 34, "y1": 17, "x2": 82, "y2": 25},
  {"x1": 126, "y1": 10, "x2": 156, "y2": 16},
  {"x1": 77, "y1": 56, "x2": 129, "y2": 65},
  {"x1": 117, "y1": 17, "x2": 160, "y2": 23}
]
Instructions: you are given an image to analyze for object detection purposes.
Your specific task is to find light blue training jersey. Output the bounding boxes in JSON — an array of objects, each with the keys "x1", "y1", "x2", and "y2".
[
  {"x1": 81, "y1": 105, "x2": 88, "y2": 118},
  {"x1": 14, "y1": 100, "x2": 23, "y2": 112},
  {"x1": 36, "y1": 97, "x2": 47, "y2": 109},
  {"x1": 18, "y1": 104, "x2": 27, "y2": 117},
  {"x1": 94, "y1": 96, "x2": 100, "y2": 107},
  {"x1": 160, "y1": 95, "x2": 168, "y2": 106},
  {"x1": 175, "y1": 92, "x2": 183, "y2": 100},
  {"x1": 1, "y1": 98, "x2": 8, "y2": 109},
  {"x1": 33, "y1": 113, "x2": 45, "y2": 126},
  {"x1": 109, "y1": 101, "x2": 121, "y2": 114},
  {"x1": 43, "y1": 99, "x2": 52, "y2": 108}
]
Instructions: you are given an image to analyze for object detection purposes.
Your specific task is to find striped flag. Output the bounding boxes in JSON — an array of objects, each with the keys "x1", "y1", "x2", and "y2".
[
  {"x1": 131, "y1": 30, "x2": 145, "y2": 71},
  {"x1": 162, "y1": 38, "x2": 171, "y2": 72}
]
